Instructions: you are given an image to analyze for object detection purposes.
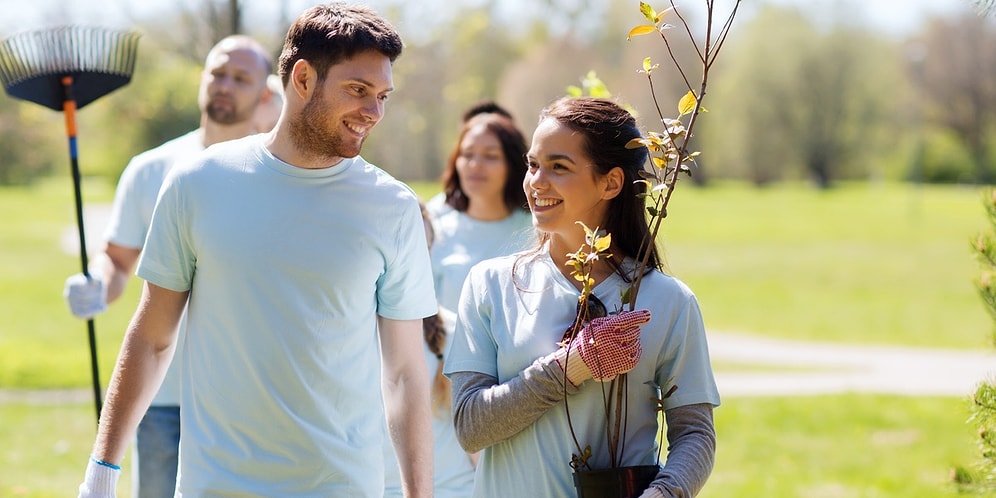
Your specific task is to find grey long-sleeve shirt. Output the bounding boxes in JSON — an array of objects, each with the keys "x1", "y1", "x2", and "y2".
[{"x1": 450, "y1": 354, "x2": 716, "y2": 497}]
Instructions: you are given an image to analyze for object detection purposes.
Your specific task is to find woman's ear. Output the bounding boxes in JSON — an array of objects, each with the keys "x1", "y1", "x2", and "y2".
[{"x1": 601, "y1": 166, "x2": 625, "y2": 201}]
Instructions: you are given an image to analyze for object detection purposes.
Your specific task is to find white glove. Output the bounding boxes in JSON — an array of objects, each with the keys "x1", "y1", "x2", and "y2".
[
  {"x1": 78, "y1": 456, "x2": 119, "y2": 498},
  {"x1": 64, "y1": 273, "x2": 107, "y2": 320}
]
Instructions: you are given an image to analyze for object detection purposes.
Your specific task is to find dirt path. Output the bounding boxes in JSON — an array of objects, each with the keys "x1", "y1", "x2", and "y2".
[{"x1": 710, "y1": 331, "x2": 996, "y2": 397}]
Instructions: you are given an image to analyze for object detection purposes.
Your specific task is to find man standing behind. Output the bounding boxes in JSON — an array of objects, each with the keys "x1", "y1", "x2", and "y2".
[
  {"x1": 252, "y1": 73, "x2": 284, "y2": 133},
  {"x1": 64, "y1": 34, "x2": 273, "y2": 498},
  {"x1": 77, "y1": 3, "x2": 435, "y2": 498}
]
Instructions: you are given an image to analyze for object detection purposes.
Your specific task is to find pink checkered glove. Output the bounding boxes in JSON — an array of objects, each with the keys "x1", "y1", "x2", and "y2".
[{"x1": 559, "y1": 309, "x2": 651, "y2": 384}]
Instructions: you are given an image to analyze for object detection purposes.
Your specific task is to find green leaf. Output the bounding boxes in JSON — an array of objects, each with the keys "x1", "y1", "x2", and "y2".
[
  {"x1": 566, "y1": 85, "x2": 582, "y2": 98},
  {"x1": 620, "y1": 286, "x2": 632, "y2": 306},
  {"x1": 574, "y1": 71, "x2": 613, "y2": 98}
]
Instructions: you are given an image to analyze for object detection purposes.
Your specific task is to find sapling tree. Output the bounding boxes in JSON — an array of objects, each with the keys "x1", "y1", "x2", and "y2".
[{"x1": 560, "y1": 0, "x2": 741, "y2": 473}]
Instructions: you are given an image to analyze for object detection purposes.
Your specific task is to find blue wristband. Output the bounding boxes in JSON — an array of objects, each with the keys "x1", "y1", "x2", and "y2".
[{"x1": 90, "y1": 456, "x2": 121, "y2": 471}]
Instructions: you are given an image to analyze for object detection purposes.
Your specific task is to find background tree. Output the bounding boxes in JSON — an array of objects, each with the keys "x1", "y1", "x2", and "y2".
[
  {"x1": 700, "y1": 4, "x2": 906, "y2": 188},
  {"x1": 0, "y1": 96, "x2": 62, "y2": 185},
  {"x1": 0, "y1": 0, "x2": 992, "y2": 188},
  {"x1": 916, "y1": 12, "x2": 996, "y2": 184},
  {"x1": 978, "y1": 0, "x2": 996, "y2": 16},
  {"x1": 143, "y1": 0, "x2": 249, "y2": 63}
]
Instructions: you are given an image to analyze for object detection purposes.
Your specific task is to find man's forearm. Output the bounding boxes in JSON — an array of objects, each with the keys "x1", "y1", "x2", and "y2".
[
  {"x1": 385, "y1": 371, "x2": 433, "y2": 497},
  {"x1": 92, "y1": 329, "x2": 176, "y2": 464},
  {"x1": 92, "y1": 283, "x2": 185, "y2": 464},
  {"x1": 100, "y1": 244, "x2": 141, "y2": 304}
]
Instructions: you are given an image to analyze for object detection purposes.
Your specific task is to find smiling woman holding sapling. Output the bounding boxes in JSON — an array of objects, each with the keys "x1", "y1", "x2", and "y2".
[{"x1": 444, "y1": 96, "x2": 721, "y2": 498}]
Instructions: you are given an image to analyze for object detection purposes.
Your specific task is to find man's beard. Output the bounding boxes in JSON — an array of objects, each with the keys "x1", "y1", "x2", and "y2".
[
  {"x1": 206, "y1": 96, "x2": 251, "y2": 125},
  {"x1": 289, "y1": 87, "x2": 364, "y2": 161}
]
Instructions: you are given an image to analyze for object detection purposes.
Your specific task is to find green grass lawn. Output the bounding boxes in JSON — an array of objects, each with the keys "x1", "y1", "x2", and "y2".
[
  {"x1": 1, "y1": 176, "x2": 992, "y2": 496},
  {"x1": 702, "y1": 394, "x2": 981, "y2": 498},
  {"x1": 3, "y1": 395, "x2": 980, "y2": 497},
  {"x1": 653, "y1": 181, "x2": 991, "y2": 349}
]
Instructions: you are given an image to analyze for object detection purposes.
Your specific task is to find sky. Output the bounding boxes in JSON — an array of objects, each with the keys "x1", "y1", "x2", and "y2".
[{"x1": 0, "y1": 0, "x2": 975, "y2": 38}]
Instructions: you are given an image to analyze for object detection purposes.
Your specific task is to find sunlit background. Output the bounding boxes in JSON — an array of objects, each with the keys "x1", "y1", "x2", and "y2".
[{"x1": 3, "y1": 1, "x2": 996, "y2": 496}]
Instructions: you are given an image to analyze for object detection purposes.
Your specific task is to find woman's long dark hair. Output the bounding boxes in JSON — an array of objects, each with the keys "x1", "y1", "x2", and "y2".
[
  {"x1": 533, "y1": 96, "x2": 660, "y2": 276},
  {"x1": 422, "y1": 313, "x2": 449, "y2": 418}
]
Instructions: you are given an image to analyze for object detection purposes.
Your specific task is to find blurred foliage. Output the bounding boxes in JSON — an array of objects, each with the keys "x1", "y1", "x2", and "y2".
[
  {"x1": 0, "y1": 1, "x2": 995, "y2": 188},
  {"x1": 917, "y1": 12, "x2": 996, "y2": 184},
  {"x1": 0, "y1": 95, "x2": 62, "y2": 185},
  {"x1": 913, "y1": 128, "x2": 978, "y2": 184},
  {"x1": 959, "y1": 188, "x2": 996, "y2": 492}
]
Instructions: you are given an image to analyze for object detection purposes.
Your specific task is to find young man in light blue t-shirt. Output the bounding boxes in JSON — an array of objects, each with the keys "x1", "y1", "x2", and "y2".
[{"x1": 77, "y1": 4, "x2": 436, "y2": 497}]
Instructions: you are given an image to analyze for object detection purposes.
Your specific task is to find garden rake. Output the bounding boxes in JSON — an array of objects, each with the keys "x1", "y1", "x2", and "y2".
[{"x1": 0, "y1": 25, "x2": 140, "y2": 425}]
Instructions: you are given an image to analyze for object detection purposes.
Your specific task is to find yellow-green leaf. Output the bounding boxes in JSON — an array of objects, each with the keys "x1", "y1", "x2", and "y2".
[
  {"x1": 638, "y1": 2, "x2": 656, "y2": 23},
  {"x1": 627, "y1": 25, "x2": 657, "y2": 41},
  {"x1": 642, "y1": 57, "x2": 653, "y2": 72},
  {"x1": 576, "y1": 220, "x2": 592, "y2": 236},
  {"x1": 678, "y1": 90, "x2": 698, "y2": 116},
  {"x1": 593, "y1": 233, "x2": 612, "y2": 253}
]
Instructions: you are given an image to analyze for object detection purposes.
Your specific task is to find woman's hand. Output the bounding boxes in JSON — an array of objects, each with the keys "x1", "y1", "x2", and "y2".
[{"x1": 559, "y1": 309, "x2": 651, "y2": 384}]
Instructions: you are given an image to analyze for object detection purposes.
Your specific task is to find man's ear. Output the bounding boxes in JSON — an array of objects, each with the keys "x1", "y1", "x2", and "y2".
[
  {"x1": 290, "y1": 59, "x2": 316, "y2": 100},
  {"x1": 601, "y1": 166, "x2": 625, "y2": 200}
]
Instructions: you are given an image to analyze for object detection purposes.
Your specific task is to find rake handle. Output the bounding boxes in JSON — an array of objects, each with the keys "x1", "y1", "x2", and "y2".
[{"x1": 62, "y1": 75, "x2": 103, "y2": 426}]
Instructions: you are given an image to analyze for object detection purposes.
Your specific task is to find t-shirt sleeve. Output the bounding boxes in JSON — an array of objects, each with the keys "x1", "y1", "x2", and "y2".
[
  {"x1": 375, "y1": 195, "x2": 437, "y2": 320},
  {"x1": 103, "y1": 157, "x2": 153, "y2": 249},
  {"x1": 443, "y1": 266, "x2": 499, "y2": 378},
  {"x1": 655, "y1": 288, "x2": 721, "y2": 410},
  {"x1": 135, "y1": 167, "x2": 195, "y2": 292}
]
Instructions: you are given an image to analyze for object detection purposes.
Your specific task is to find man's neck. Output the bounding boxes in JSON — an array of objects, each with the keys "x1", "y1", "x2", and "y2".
[{"x1": 200, "y1": 119, "x2": 256, "y2": 148}]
